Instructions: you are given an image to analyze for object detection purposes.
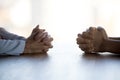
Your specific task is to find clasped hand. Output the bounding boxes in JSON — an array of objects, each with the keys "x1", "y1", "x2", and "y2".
[
  {"x1": 24, "y1": 25, "x2": 53, "y2": 53},
  {"x1": 76, "y1": 27, "x2": 108, "y2": 53}
]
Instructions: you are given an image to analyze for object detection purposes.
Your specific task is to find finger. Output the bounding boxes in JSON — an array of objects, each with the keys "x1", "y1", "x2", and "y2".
[
  {"x1": 79, "y1": 44, "x2": 91, "y2": 51},
  {"x1": 76, "y1": 37, "x2": 90, "y2": 44},
  {"x1": 76, "y1": 37, "x2": 84, "y2": 44},
  {"x1": 47, "y1": 35, "x2": 54, "y2": 41},
  {"x1": 97, "y1": 26, "x2": 104, "y2": 31},
  {"x1": 36, "y1": 32, "x2": 48, "y2": 42},
  {"x1": 34, "y1": 50, "x2": 43, "y2": 53},
  {"x1": 41, "y1": 41, "x2": 53, "y2": 48},
  {"x1": 77, "y1": 34, "x2": 84, "y2": 44},
  {"x1": 35, "y1": 24, "x2": 39, "y2": 29},
  {"x1": 42, "y1": 49, "x2": 49, "y2": 53},
  {"x1": 30, "y1": 25, "x2": 42, "y2": 39},
  {"x1": 81, "y1": 31, "x2": 92, "y2": 39},
  {"x1": 43, "y1": 44, "x2": 53, "y2": 48},
  {"x1": 33, "y1": 28, "x2": 45, "y2": 34},
  {"x1": 89, "y1": 27, "x2": 97, "y2": 35},
  {"x1": 48, "y1": 37, "x2": 53, "y2": 42},
  {"x1": 88, "y1": 27, "x2": 97, "y2": 39},
  {"x1": 41, "y1": 32, "x2": 52, "y2": 43},
  {"x1": 48, "y1": 45, "x2": 53, "y2": 48},
  {"x1": 77, "y1": 33, "x2": 82, "y2": 37},
  {"x1": 42, "y1": 35, "x2": 53, "y2": 43},
  {"x1": 44, "y1": 42, "x2": 53, "y2": 47},
  {"x1": 34, "y1": 30, "x2": 47, "y2": 41},
  {"x1": 33, "y1": 25, "x2": 45, "y2": 31},
  {"x1": 89, "y1": 27, "x2": 96, "y2": 31},
  {"x1": 30, "y1": 29, "x2": 40, "y2": 39},
  {"x1": 41, "y1": 36, "x2": 53, "y2": 46},
  {"x1": 79, "y1": 43, "x2": 94, "y2": 53},
  {"x1": 34, "y1": 25, "x2": 45, "y2": 31},
  {"x1": 78, "y1": 33, "x2": 91, "y2": 40},
  {"x1": 43, "y1": 39, "x2": 53, "y2": 46},
  {"x1": 43, "y1": 45, "x2": 51, "y2": 50},
  {"x1": 32, "y1": 25, "x2": 45, "y2": 36},
  {"x1": 86, "y1": 28, "x2": 93, "y2": 35},
  {"x1": 32, "y1": 25, "x2": 40, "y2": 32}
]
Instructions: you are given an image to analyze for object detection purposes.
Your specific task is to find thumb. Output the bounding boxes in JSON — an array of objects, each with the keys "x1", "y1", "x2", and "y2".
[
  {"x1": 33, "y1": 24, "x2": 39, "y2": 31},
  {"x1": 28, "y1": 25, "x2": 40, "y2": 40},
  {"x1": 35, "y1": 24, "x2": 39, "y2": 29},
  {"x1": 97, "y1": 27, "x2": 108, "y2": 39}
]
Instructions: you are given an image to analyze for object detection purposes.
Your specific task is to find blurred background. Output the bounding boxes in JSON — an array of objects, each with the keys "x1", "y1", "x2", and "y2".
[{"x1": 0, "y1": 0, "x2": 120, "y2": 49}]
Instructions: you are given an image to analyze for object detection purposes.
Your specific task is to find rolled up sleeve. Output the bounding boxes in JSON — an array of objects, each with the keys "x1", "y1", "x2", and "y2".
[{"x1": 0, "y1": 40, "x2": 25, "y2": 55}]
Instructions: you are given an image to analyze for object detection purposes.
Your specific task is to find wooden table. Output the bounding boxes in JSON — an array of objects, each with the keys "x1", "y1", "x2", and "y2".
[{"x1": 0, "y1": 43, "x2": 120, "y2": 80}]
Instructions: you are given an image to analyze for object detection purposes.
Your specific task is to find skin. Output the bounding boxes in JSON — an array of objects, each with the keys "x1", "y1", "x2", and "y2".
[
  {"x1": 76, "y1": 27, "x2": 120, "y2": 54},
  {"x1": 23, "y1": 25, "x2": 53, "y2": 54}
]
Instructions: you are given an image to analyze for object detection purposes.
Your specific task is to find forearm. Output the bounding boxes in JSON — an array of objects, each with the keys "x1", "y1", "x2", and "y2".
[
  {"x1": 109, "y1": 37, "x2": 120, "y2": 40},
  {"x1": 103, "y1": 39, "x2": 120, "y2": 54}
]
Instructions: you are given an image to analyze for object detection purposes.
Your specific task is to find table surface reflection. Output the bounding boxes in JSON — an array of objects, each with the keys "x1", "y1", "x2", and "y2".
[{"x1": 0, "y1": 43, "x2": 120, "y2": 80}]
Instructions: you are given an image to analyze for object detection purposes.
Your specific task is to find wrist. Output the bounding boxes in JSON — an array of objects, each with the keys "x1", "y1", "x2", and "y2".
[
  {"x1": 102, "y1": 39, "x2": 120, "y2": 53},
  {"x1": 99, "y1": 39, "x2": 109, "y2": 52},
  {"x1": 23, "y1": 41, "x2": 31, "y2": 53}
]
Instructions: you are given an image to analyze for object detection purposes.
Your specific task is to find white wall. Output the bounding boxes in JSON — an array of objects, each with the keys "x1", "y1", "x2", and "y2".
[
  {"x1": 0, "y1": 0, "x2": 120, "y2": 40},
  {"x1": 31, "y1": 0, "x2": 94, "y2": 43}
]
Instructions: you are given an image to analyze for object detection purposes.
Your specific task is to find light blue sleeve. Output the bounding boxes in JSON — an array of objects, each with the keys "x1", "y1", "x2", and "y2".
[
  {"x1": 0, "y1": 27, "x2": 26, "y2": 40},
  {"x1": 0, "y1": 40, "x2": 26, "y2": 55}
]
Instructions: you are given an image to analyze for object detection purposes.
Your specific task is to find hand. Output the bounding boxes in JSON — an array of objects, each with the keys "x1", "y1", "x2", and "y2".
[
  {"x1": 23, "y1": 25, "x2": 53, "y2": 53},
  {"x1": 76, "y1": 32, "x2": 92, "y2": 53},
  {"x1": 76, "y1": 27, "x2": 108, "y2": 53},
  {"x1": 24, "y1": 39, "x2": 52, "y2": 53},
  {"x1": 32, "y1": 25, "x2": 53, "y2": 52},
  {"x1": 32, "y1": 25, "x2": 53, "y2": 49}
]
